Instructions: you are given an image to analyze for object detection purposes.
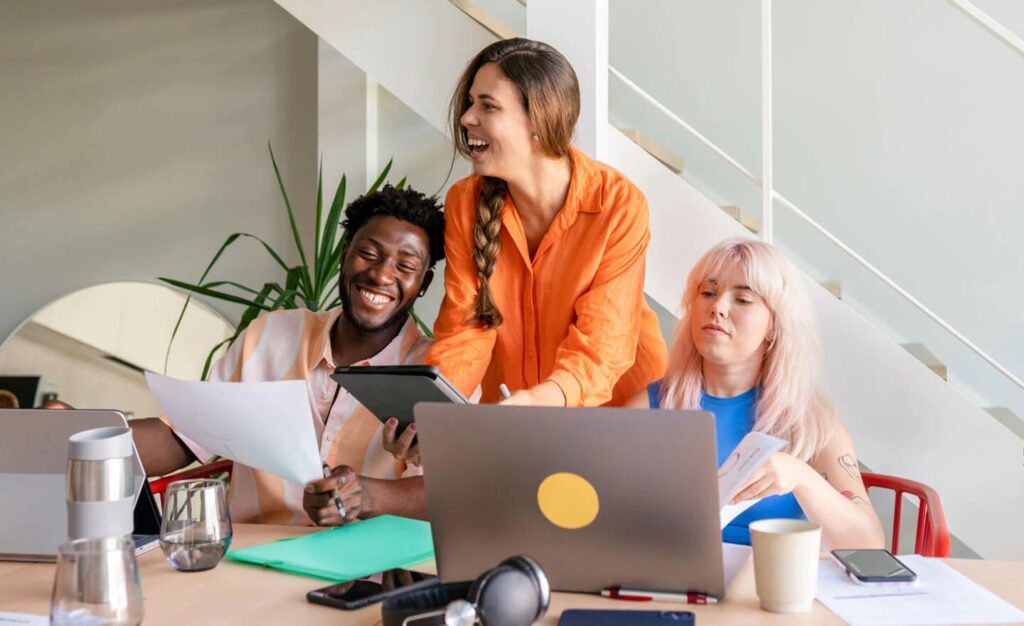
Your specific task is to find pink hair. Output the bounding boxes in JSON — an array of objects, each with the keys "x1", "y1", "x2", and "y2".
[{"x1": 660, "y1": 238, "x2": 836, "y2": 460}]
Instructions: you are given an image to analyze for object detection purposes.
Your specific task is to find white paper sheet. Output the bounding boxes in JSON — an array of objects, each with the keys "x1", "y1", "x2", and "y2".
[
  {"x1": 716, "y1": 431, "x2": 786, "y2": 528},
  {"x1": 0, "y1": 612, "x2": 48, "y2": 625},
  {"x1": 145, "y1": 373, "x2": 322, "y2": 485},
  {"x1": 719, "y1": 499, "x2": 760, "y2": 529},
  {"x1": 717, "y1": 431, "x2": 787, "y2": 506},
  {"x1": 816, "y1": 554, "x2": 1024, "y2": 625}
]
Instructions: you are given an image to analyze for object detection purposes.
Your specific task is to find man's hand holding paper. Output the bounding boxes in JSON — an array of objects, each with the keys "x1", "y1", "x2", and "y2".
[{"x1": 145, "y1": 373, "x2": 323, "y2": 486}]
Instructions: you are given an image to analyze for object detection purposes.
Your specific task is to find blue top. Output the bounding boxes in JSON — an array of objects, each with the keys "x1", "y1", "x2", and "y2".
[{"x1": 648, "y1": 382, "x2": 805, "y2": 545}]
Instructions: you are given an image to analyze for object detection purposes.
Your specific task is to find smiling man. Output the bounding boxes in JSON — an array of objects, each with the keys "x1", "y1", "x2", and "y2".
[{"x1": 132, "y1": 184, "x2": 445, "y2": 525}]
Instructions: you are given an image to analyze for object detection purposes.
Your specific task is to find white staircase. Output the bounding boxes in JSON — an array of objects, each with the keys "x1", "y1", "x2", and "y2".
[{"x1": 273, "y1": 0, "x2": 1024, "y2": 559}]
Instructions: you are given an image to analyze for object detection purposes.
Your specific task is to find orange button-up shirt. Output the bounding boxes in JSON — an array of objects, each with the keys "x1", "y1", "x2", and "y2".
[{"x1": 426, "y1": 147, "x2": 667, "y2": 406}]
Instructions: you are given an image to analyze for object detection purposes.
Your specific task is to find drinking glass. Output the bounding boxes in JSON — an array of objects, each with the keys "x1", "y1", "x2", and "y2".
[
  {"x1": 50, "y1": 535, "x2": 144, "y2": 626},
  {"x1": 159, "y1": 478, "x2": 232, "y2": 572}
]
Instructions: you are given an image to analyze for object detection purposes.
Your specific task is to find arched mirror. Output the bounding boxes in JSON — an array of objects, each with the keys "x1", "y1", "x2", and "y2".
[{"x1": 0, "y1": 282, "x2": 233, "y2": 418}]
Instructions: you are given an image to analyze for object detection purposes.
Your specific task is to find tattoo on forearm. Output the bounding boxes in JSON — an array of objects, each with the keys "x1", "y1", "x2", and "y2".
[
  {"x1": 838, "y1": 454, "x2": 861, "y2": 480},
  {"x1": 841, "y1": 489, "x2": 867, "y2": 504}
]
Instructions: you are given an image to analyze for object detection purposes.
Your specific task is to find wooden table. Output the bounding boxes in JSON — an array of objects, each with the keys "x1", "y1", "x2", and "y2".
[{"x1": 2, "y1": 524, "x2": 1022, "y2": 625}]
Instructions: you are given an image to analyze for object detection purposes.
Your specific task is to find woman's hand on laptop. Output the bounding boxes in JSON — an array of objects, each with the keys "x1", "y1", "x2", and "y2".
[
  {"x1": 382, "y1": 418, "x2": 420, "y2": 466},
  {"x1": 303, "y1": 465, "x2": 365, "y2": 526}
]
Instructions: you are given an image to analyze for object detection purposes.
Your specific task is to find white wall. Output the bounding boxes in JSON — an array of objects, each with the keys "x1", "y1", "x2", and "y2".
[
  {"x1": 607, "y1": 0, "x2": 1024, "y2": 418},
  {"x1": 0, "y1": 0, "x2": 319, "y2": 345}
]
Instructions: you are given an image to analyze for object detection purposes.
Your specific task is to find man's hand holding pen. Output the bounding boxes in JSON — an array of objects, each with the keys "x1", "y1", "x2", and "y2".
[{"x1": 303, "y1": 464, "x2": 366, "y2": 526}]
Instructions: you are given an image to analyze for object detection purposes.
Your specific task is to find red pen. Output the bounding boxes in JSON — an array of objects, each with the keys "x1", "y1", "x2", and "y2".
[{"x1": 601, "y1": 586, "x2": 719, "y2": 605}]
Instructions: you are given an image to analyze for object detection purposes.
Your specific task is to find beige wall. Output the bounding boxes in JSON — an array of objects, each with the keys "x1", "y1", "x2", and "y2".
[{"x1": 0, "y1": 0, "x2": 318, "y2": 346}]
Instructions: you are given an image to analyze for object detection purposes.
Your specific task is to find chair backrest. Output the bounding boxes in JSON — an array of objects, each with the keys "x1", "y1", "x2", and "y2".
[
  {"x1": 148, "y1": 459, "x2": 234, "y2": 508},
  {"x1": 861, "y1": 472, "x2": 950, "y2": 557}
]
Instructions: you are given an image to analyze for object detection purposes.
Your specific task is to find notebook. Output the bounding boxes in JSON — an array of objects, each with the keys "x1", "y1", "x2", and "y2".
[{"x1": 225, "y1": 515, "x2": 434, "y2": 582}]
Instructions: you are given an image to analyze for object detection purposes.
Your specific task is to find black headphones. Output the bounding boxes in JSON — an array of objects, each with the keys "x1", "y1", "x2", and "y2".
[{"x1": 382, "y1": 555, "x2": 550, "y2": 626}]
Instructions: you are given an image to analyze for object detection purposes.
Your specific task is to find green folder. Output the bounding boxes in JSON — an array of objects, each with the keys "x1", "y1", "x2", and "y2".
[{"x1": 225, "y1": 515, "x2": 435, "y2": 582}]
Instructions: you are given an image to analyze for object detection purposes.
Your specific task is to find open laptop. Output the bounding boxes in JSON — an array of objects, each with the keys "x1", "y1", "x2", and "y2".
[
  {"x1": 0, "y1": 409, "x2": 162, "y2": 562},
  {"x1": 415, "y1": 404, "x2": 750, "y2": 598}
]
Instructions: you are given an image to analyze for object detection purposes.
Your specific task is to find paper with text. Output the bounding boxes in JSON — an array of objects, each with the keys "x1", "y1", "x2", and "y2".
[
  {"x1": 717, "y1": 431, "x2": 787, "y2": 527},
  {"x1": 146, "y1": 373, "x2": 322, "y2": 485},
  {"x1": 816, "y1": 554, "x2": 1024, "y2": 625}
]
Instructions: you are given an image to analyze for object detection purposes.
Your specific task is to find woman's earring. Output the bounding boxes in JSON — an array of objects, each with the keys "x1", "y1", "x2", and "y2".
[{"x1": 531, "y1": 133, "x2": 539, "y2": 140}]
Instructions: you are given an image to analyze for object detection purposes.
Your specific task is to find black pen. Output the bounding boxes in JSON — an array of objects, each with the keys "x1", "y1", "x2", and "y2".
[{"x1": 322, "y1": 462, "x2": 347, "y2": 523}]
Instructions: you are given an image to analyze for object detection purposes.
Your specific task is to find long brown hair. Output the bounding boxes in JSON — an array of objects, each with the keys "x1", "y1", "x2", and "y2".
[{"x1": 449, "y1": 38, "x2": 580, "y2": 327}]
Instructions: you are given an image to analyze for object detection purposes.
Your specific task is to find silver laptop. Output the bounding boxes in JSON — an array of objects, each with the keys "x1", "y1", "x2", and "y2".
[
  {"x1": 0, "y1": 409, "x2": 162, "y2": 562},
  {"x1": 415, "y1": 404, "x2": 743, "y2": 598}
]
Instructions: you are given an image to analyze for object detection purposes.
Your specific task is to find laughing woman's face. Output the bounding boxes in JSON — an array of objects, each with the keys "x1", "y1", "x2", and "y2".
[{"x1": 459, "y1": 62, "x2": 537, "y2": 179}]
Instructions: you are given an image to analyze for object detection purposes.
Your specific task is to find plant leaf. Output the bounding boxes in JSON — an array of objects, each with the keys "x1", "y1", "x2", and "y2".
[
  {"x1": 314, "y1": 158, "x2": 324, "y2": 288},
  {"x1": 197, "y1": 280, "x2": 263, "y2": 296},
  {"x1": 159, "y1": 278, "x2": 273, "y2": 310},
  {"x1": 316, "y1": 173, "x2": 347, "y2": 297},
  {"x1": 367, "y1": 159, "x2": 393, "y2": 194},
  {"x1": 409, "y1": 307, "x2": 434, "y2": 339},
  {"x1": 270, "y1": 289, "x2": 299, "y2": 311},
  {"x1": 200, "y1": 335, "x2": 237, "y2": 381},
  {"x1": 268, "y1": 142, "x2": 313, "y2": 296},
  {"x1": 395, "y1": 176, "x2": 407, "y2": 190}
]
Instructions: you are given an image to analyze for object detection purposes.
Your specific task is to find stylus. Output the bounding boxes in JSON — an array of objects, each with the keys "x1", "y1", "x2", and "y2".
[{"x1": 499, "y1": 384, "x2": 512, "y2": 399}]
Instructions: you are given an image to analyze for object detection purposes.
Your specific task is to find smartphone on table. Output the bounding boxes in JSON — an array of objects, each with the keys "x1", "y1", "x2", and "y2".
[
  {"x1": 307, "y1": 569, "x2": 436, "y2": 610},
  {"x1": 831, "y1": 549, "x2": 917, "y2": 585},
  {"x1": 558, "y1": 610, "x2": 695, "y2": 625}
]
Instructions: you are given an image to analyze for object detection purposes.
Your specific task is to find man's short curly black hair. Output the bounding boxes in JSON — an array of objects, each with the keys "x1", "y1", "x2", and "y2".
[{"x1": 341, "y1": 184, "x2": 445, "y2": 268}]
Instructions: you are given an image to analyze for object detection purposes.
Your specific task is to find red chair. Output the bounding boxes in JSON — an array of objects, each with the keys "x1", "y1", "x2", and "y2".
[
  {"x1": 149, "y1": 459, "x2": 234, "y2": 507},
  {"x1": 861, "y1": 472, "x2": 950, "y2": 557}
]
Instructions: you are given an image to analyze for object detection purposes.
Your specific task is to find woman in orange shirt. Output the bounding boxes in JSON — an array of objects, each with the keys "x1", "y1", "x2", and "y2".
[{"x1": 425, "y1": 38, "x2": 667, "y2": 408}]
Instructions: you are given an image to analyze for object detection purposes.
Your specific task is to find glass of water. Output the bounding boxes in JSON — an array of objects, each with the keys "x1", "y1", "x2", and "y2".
[
  {"x1": 50, "y1": 535, "x2": 144, "y2": 626},
  {"x1": 159, "y1": 478, "x2": 232, "y2": 572}
]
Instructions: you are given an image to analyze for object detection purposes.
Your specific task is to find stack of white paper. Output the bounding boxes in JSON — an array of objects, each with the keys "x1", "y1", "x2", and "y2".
[{"x1": 817, "y1": 554, "x2": 1024, "y2": 625}]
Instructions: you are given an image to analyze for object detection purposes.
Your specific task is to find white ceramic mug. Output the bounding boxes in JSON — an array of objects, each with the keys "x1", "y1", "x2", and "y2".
[{"x1": 749, "y1": 518, "x2": 822, "y2": 613}]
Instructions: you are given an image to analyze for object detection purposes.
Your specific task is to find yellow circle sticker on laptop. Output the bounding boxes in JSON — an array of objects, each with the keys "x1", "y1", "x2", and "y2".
[{"x1": 537, "y1": 472, "x2": 599, "y2": 529}]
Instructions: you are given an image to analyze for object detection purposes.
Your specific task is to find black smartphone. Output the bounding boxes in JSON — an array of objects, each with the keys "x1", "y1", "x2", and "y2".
[
  {"x1": 306, "y1": 569, "x2": 436, "y2": 610},
  {"x1": 831, "y1": 549, "x2": 917, "y2": 584}
]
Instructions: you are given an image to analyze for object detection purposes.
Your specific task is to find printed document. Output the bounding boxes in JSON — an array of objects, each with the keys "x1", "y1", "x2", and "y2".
[
  {"x1": 816, "y1": 554, "x2": 1024, "y2": 625},
  {"x1": 718, "y1": 432, "x2": 787, "y2": 528},
  {"x1": 145, "y1": 373, "x2": 322, "y2": 485}
]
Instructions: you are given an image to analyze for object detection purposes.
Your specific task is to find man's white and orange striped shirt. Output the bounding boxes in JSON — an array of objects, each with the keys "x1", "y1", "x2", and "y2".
[{"x1": 180, "y1": 306, "x2": 431, "y2": 525}]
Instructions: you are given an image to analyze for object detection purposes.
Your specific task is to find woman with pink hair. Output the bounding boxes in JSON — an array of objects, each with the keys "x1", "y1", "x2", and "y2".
[{"x1": 631, "y1": 238, "x2": 883, "y2": 548}]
